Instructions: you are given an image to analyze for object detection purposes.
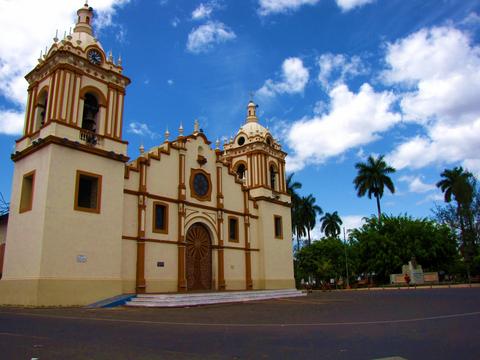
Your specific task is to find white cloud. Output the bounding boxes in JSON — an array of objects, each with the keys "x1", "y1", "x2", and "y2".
[
  {"x1": 343, "y1": 215, "x2": 366, "y2": 231},
  {"x1": 318, "y1": 53, "x2": 366, "y2": 89},
  {"x1": 384, "y1": 26, "x2": 480, "y2": 173},
  {"x1": 257, "y1": 57, "x2": 309, "y2": 98},
  {"x1": 128, "y1": 122, "x2": 158, "y2": 138},
  {"x1": 387, "y1": 118, "x2": 480, "y2": 172},
  {"x1": 0, "y1": 0, "x2": 129, "y2": 135},
  {"x1": 462, "y1": 12, "x2": 480, "y2": 26},
  {"x1": 0, "y1": 109, "x2": 24, "y2": 136},
  {"x1": 335, "y1": 0, "x2": 375, "y2": 12},
  {"x1": 382, "y1": 27, "x2": 480, "y2": 124},
  {"x1": 192, "y1": 3, "x2": 214, "y2": 20},
  {"x1": 167, "y1": 79, "x2": 174, "y2": 86},
  {"x1": 258, "y1": 0, "x2": 320, "y2": 16},
  {"x1": 286, "y1": 83, "x2": 400, "y2": 171},
  {"x1": 171, "y1": 17, "x2": 180, "y2": 27},
  {"x1": 186, "y1": 21, "x2": 236, "y2": 54},
  {"x1": 399, "y1": 175, "x2": 435, "y2": 193}
]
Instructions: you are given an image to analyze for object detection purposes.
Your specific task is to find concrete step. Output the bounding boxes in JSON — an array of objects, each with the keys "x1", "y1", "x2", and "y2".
[{"x1": 125, "y1": 289, "x2": 305, "y2": 308}]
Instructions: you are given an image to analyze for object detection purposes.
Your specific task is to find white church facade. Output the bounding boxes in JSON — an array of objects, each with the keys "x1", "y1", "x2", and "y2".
[{"x1": 0, "y1": 3, "x2": 295, "y2": 306}]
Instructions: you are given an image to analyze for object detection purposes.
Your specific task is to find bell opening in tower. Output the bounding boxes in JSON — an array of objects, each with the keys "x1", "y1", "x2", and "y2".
[
  {"x1": 82, "y1": 93, "x2": 99, "y2": 132},
  {"x1": 34, "y1": 90, "x2": 48, "y2": 132}
]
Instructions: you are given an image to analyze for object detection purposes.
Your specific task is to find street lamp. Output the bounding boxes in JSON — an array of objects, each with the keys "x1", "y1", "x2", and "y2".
[{"x1": 343, "y1": 227, "x2": 350, "y2": 289}]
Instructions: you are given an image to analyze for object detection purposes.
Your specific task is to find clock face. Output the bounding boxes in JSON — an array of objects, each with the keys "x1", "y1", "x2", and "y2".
[
  {"x1": 193, "y1": 173, "x2": 209, "y2": 197},
  {"x1": 87, "y1": 49, "x2": 102, "y2": 65}
]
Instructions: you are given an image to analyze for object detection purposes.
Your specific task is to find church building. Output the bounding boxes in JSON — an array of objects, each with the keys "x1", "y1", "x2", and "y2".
[{"x1": 0, "y1": 3, "x2": 295, "y2": 306}]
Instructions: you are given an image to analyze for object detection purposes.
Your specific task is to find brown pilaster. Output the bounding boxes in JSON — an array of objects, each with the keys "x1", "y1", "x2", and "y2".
[
  {"x1": 177, "y1": 148, "x2": 187, "y2": 292},
  {"x1": 244, "y1": 190, "x2": 253, "y2": 290},
  {"x1": 135, "y1": 156, "x2": 147, "y2": 293},
  {"x1": 215, "y1": 156, "x2": 226, "y2": 290}
]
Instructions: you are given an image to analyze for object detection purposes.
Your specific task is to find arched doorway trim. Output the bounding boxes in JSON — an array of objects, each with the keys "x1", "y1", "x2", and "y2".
[{"x1": 185, "y1": 222, "x2": 213, "y2": 291}]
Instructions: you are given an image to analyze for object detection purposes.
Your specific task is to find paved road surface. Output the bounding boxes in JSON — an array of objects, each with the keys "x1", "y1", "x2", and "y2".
[{"x1": 1, "y1": 288, "x2": 479, "y2": 359}]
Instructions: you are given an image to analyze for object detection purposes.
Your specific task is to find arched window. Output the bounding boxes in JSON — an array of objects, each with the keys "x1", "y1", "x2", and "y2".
[
  {"x1": 34, "y1": 90, "x2": 48, "y2": 132},
  {"x1": 86, "y1": 16, "x2": 90, "y2": 25},
  {"x1": 270, "y1": 165, "x2": 276, "y2": 190},
  {"x1": 236, "y1": 163, "x2": 246, "y2": 180},
  {"x1": 82, "y1": 93, "x2": 99, "y2": 132}
]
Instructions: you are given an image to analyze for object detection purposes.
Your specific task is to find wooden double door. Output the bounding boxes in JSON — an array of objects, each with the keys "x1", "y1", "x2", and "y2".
[{"x1": 186, "y1": 223, "x2": 212, "y2": 291}]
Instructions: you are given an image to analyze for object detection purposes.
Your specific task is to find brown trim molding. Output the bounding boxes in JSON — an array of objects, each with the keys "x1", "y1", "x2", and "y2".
[
  {"x1": 253, "y1": 196, "x2": 291, "y2": 207},
  {"x1": 152, "y1": 201, "x2": 169, "y2": 234},
  {"x1": 12, "y1": 135, "x2": 129, "y2": 163},
  {"x1": 19, "y1": 170, "x2": 36, "y2": 213},
  {"x1": 123, "y1": 189, "x2": 259, "y2": 219},
  {"x1": 74, "y1": 170, "x2": 102, "y2": 214},
  {"x1": 122, "y1": 236, "x2": 260, "y2": 252},
  {"x1": 274, "y1": 214, "x2": 283, "y2": 239},
  {"x1": 189, "y1": 168, "x2": 212, "y2": 202},
  {"x1": 227, "y1": 215, "x2": 239, "y2": 243}
]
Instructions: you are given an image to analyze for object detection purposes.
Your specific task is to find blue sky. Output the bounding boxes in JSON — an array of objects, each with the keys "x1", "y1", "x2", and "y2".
[{"x1": 1, "y1": 0, "x2": 480, "y2": 233}]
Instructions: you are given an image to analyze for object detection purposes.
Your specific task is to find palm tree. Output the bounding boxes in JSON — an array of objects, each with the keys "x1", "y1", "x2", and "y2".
[
  {"x1": 436, "y1": 166, "x2": 475, "y2": 279},
  {"x1": 301, "y1": 195, "x2": 323, "y2": 246},
  {"x1": 320, "y1": 211, "x2": 343, "y2": 238},
  {"x1": 354, "y1": 155, "x2": 396, "y2": 221}
]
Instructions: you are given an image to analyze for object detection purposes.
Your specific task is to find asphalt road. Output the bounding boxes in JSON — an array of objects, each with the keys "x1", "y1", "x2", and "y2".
[{"x1": 1, "y1": 288, "x2": 480, "y2": 359}]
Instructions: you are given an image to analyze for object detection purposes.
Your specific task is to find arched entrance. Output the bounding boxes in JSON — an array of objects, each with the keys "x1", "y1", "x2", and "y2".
[{"x1": 186, "y1": 223, "x2": 212, "y2": 291}]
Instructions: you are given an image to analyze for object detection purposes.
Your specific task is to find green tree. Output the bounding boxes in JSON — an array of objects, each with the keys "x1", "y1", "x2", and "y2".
[
  {"x1": 436, "y1": 167, "x2": 477, "y2": 278},
  {"x1": 350, "y1": 215, "x2": 457, "y2": 283},
  {"x1": 320, "y1": 211, "x2": 343, "y2": 238},
  {"x1": 295, "y1": 237, "x2": 347, "y2": 285},
  {"x1": 353, "y1": 155, "x2": 396, "y2": 221},
  {"x1": 301, "y1": 194, "x2": 323, "y2": 246}
]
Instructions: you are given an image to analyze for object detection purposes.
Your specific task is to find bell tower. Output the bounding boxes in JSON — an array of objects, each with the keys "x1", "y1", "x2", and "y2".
[
  {"x1": 223, "y1": 101, "x2": 288, "y2": 198},
  {"x1": 1, "y1": 3, "x2": 131, "y2": 306},
  {"x1": 19, "y1": 2, "x2": 130, "y2": 153}
]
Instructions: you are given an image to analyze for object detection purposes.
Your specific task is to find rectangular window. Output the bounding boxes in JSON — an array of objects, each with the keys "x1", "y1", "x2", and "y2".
[
  {"x1": 228, "y1": 216, "x2": 239, "y2": 242},
  {"x1": 153, "y1": 202, "x2": 168, "y2": 234},
  {"x1": 274, "y1": 215, "x2": 283, "y2": 239},
  {"x1": 75, "y1": 170, "x2": 102, "y2": 213},
  {"x1": 19, "y1": 170, "x2": 35, "y2": 213}
]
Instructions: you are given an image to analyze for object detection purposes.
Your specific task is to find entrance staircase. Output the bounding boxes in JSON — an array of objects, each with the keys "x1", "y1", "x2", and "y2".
[{"x1": 125, "y1": 289, "x2": 306, "y2": 308}]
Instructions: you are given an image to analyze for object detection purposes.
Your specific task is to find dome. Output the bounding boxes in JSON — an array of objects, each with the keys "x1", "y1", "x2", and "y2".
[
  {"x1": 70, "y1": 31, "x2": 104, "y2": 51},
  {"x1": 238, "y1": 121, "x2": 269, "y2": 137}
]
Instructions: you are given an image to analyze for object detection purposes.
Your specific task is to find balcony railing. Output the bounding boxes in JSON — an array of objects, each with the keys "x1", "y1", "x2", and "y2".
[{"x1": 79, "y1": 129, "x2": 101, "y2": 146}]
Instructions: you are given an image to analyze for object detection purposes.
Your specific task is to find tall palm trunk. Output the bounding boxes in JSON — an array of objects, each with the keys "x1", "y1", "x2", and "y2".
[
  {"x1": 376, "y1": 194, "x2": 382, "y2": 221},
  {"x1": 457, "y1": 202, "x2": 471, "y2": 282},
  {"x1": 307, "y1": 228, "x2": 311, "y2": 246}
]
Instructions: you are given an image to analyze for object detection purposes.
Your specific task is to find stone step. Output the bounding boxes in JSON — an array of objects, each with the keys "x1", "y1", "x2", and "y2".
[
  {"x1": 135, "y1": 289, "x2": 301, "y2": 300},
  {"x1": 125, "y1": 289, "x2": 305, "y2": 308}
]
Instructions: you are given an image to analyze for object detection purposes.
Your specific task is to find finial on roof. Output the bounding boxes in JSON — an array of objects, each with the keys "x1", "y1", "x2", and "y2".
[
  {"x1": 193, "y1": 119, "x2": 199, "y2": 135},
  {"x1": 215, "y1": 138, "x2": 220, "y2": 150},
  {"x1": 246, "y1": 99, "x2": 258, "y2": 123},
  {"x1": 117, "y1": 54, "x2": 122, "y2": 66},
  {"x1": 179, "y1": 122, "x2": 184, "y2": 136},
  {"x1": 139, "y1": 143, "x2": 145, "y2": 155},
  {"x1": 53, "y1": 30, "x2": 59, "y2": 43},
  {"x1": 108, "y1": 50, "x2": 113, "y2": 62},
  {"x1": 74, "y1": 2, "x2": 94, "y2": 35},
  {"x1": 165, "y1": 127, "x2": 170, "y2": 141}
]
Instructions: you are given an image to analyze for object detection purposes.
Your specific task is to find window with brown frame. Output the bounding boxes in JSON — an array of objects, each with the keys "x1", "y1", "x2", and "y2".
[
  {"x1": 274, "y1": 215, "x2": 283, "y2": 239},
  {"x1": 228, "y1": 216, "x2": 239, "y2": 242},
  {"x1": 19, "y1": 171, "x2": 35, "y2": 213},
  {"x1": 75, "y1": 170, "x2": 102, "y2": 213},
  {"x1": 153, "y1": 202, "x2": 168, "y2": 234}
]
